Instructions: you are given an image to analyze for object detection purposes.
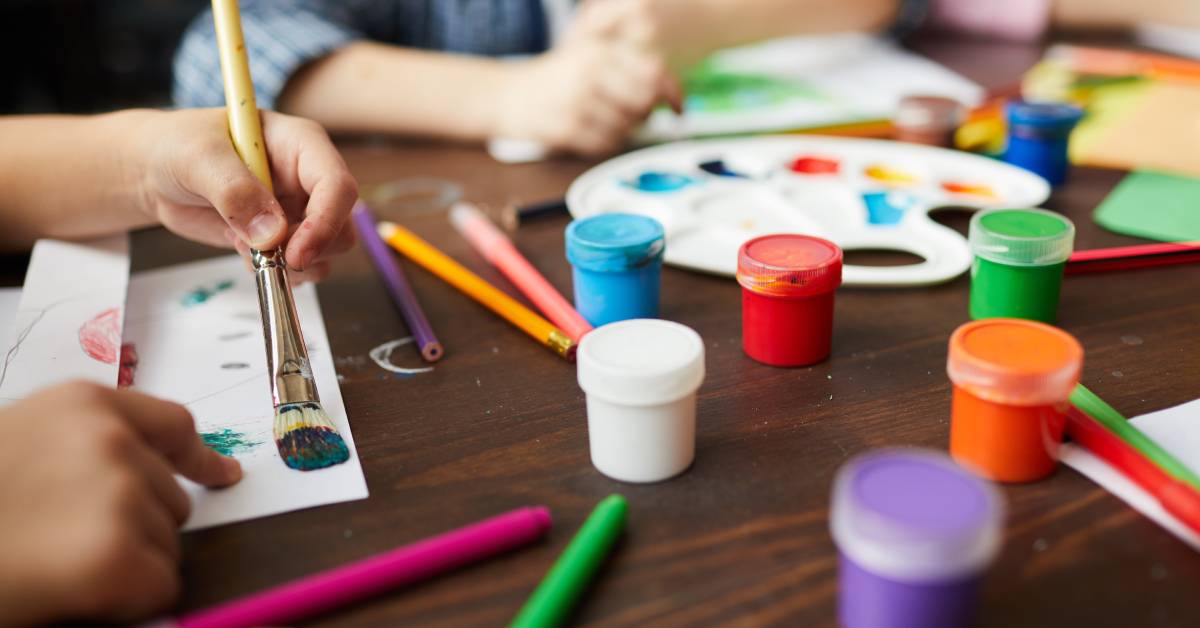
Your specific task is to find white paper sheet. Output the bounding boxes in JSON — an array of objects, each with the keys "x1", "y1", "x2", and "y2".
[
  {"x1": 0, "y1": 288, "x2": 21, "y2": 338},
  {"x1": 0, "y1": 235, "x2": 130, "y2": 403},
  {"x1": 1062, "y1": 398, "x2": 1200, "y2": 551},
  {"x1": 122, "y1": 256, "x2": 368, "y2": 530}
]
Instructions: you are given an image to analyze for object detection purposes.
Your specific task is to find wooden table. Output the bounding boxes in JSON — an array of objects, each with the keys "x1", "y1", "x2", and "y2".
[{"x1": 162, "y1": 35, "x2": 1200, "y2": 627}]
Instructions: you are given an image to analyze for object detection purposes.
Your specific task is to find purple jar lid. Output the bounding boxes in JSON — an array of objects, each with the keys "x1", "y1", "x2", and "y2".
[{"x1": 831, "y1": 449, "x2": 1004, "y2": 582}]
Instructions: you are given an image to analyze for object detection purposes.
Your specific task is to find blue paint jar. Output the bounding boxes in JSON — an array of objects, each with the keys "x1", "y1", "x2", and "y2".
[
  {"x1": 566, "y1": 214, "x2": 665, "y2": 327},
  {"x1": 1003, "y1": 101, "x2": 1083, "y2": 186}
]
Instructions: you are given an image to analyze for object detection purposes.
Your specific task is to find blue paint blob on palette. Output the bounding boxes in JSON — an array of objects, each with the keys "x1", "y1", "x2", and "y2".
[
  {"x1": 569, "y1": 136, "x2": 1051, "y2": 286},
  {"x1": 699, "y1": 159, "x2": 748, "y2": 178},
  {"x1": 862, "y1": 191, "x2": 919, "y2": 226},
  {"x1": 626, "y1": 171, "x2": 694, "y2": 193}
]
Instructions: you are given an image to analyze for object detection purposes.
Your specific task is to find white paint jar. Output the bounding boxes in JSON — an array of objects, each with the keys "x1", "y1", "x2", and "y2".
[{"x1": 577, "y1": 319, "x2": 705, "y2": 483}]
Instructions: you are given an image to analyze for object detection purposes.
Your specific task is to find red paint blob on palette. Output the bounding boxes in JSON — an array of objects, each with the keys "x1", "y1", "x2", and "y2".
[
  {"x1": 788, "y1": 156, "x2": 840, "y2": 174},
  {"x1": 942, "y1": 181, "x2": 997, "y2": 199},
  {"x1": 79, "y1": 307, "x2": 121, "y2": 364}
]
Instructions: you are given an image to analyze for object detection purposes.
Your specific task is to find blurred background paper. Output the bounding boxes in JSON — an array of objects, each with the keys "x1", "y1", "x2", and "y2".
[{"x1": 638, "y1": 34, "x2": 983, "y2": 141}]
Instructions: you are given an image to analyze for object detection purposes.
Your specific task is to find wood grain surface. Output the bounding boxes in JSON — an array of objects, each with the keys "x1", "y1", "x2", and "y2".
[{"x1": 149, "y1": 35, "x2": 1200, "y2": 628}]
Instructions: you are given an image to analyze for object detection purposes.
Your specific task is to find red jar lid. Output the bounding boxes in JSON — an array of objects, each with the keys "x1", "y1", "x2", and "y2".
[{"x1": 737, "y1": 234, "x2": 843, "y2": 297}]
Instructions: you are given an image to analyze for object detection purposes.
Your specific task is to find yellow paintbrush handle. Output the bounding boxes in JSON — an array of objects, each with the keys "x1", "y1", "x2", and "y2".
[{"x1": 211, "y1": 0, "x2": 273, "y2": 194}]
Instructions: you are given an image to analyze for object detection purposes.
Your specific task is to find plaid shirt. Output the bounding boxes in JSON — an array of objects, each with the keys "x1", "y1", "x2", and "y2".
[{"x1": 172, "y1": 0, "x2": 550, "y2": 109}]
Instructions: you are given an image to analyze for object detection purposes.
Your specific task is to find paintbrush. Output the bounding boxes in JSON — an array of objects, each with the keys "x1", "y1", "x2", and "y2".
[{"x1": 211, "y1": 0, "x2": 348, "y2": 470}]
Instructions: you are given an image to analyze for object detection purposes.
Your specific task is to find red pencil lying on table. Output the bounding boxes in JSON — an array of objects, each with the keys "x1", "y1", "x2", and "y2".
[
  {"x1": 1065, "y1": 406, "x2": 1200, "y2": 536},
  {"x1": 1066, "y1": 241, "x2": 1200, "y2": 275}
]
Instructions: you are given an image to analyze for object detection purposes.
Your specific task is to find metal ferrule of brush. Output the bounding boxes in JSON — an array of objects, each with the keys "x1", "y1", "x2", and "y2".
[{"x1": 252, "y1": 248, "x2": 320, "y2": 407}]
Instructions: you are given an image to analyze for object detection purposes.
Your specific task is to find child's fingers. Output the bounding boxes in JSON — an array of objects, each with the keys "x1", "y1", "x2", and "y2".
[
  {"x1": 113, "y1": 544, "x2": 181, "y2": 622},
  {"x1": 128, "y1": 481, "x2": 184, "y2": 561},
  {"x1": 109, "y1": 390, "x2": 243, "y2": 488},
  {"x1": 178, "y1": 142, "x2": 290, "y2": 251},
  {"x1": 125, "y1": 444, "x2": 192, "y2": 526},
  {"x1": 261, "y1": 114, "x2": 358, "y2": 271},
  {"x1": 159, "y1": 208, "x2": 235, "y2": 250}
]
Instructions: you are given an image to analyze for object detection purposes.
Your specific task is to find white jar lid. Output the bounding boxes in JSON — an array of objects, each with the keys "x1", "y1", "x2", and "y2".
[{"x1": 577, "y1": 319, "x2": 705, "y2": 406}]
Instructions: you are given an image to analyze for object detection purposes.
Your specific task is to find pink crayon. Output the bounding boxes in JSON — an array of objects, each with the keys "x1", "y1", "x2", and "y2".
[
  {"x1": 449, "y1": 203, "x2": 593, "y2": 343},
  {"x1": 171, "y1": 506, "x2": 552, "y2": 628}
]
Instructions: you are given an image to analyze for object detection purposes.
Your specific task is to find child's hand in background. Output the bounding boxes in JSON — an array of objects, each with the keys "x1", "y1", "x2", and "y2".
[
  {"x1": 135, "y1": 109, "x2": 358, "y2": 278},
  {"x1": 0, "y1": 382, "x2": 241, "y2": 626},
  {"x1": 496, "y1": 38, "x2": 681, "y2": 156},
  {"x1": 570, "y1": 0, "x2": 706, "y2": 74}
]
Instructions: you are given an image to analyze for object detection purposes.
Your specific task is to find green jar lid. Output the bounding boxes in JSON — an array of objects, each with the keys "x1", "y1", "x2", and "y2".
[{"x1": 969, "y1": 208, "x2": 1075, "y2": 266}]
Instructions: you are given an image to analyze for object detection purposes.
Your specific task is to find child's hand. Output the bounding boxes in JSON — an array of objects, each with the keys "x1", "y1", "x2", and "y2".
[
  {"x1": 570, "y1": 0, "x2": 706, "y2": 73},
  {"x1": 135, "y1": 109, "x2": 358, "y2": 275},
  {"x1": 0, "y1": 382, "x2": 242, "y2": 626},
  {"x1": 496, "y1": 39, "x2": 681, "y2": 156}
]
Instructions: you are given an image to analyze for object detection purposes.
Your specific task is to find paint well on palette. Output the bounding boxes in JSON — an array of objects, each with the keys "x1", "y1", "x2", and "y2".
[
  {"x1": 626, "y1": 171, "x2": 694, "y2": 193},
  {"x1": 788, "y1": 156, "x2": 840, "y2": 175},
  {"x1": 942, "y1": 181, "x2": 997, "y2": 199},
  {"x1": 864, "y1": 165, "x2": 919, "y2": 185},
  {"x1": 201, "y1": 428, "x2": 263, "y2": 456},
  {"x1": 182, "y1": 279, "x2": 235, "y2": 307},
  {"x1": 699, "y1": 159, "x2": 748, "y2": 178},
  {"x1": 863, "y1": 191, "x2": 918, "y2": 225}
]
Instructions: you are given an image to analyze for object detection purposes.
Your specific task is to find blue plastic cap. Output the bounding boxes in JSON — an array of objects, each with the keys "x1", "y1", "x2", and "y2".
[
  {"x1": 566, "y1": 213, "x2": 665, "y2": 272},
  {"x1": 1006, "y1": 101, "x2": 1083, "y2": 133}
]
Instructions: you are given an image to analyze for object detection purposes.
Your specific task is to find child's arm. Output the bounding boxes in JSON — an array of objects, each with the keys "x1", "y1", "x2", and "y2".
[
  {"x1": 174, "y1": 3, "x2": 675, "y2": 156},
  {"x1": 0, "y1": 109, "x2": 357, "y2": 275},
  {"x1": 0, "y1": 382, "x2": 241, "y2": 625},
  {"x1": 277, "y1": 40, "x2": 676, "y2": 155}
]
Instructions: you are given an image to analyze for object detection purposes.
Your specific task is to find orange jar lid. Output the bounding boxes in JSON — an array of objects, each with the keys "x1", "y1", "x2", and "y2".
[{"x1": 947, "y1": 319, "x2": 1083, "y2": 406}]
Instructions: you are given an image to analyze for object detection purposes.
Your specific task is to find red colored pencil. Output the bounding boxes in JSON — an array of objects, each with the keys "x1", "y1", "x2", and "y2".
[
  {"x1": 1066, "y1": 242, "x2": 1200, "y2": 275},
  {"x1": 1066, "y1": 406, "x2": 1200, "y2": 536}
]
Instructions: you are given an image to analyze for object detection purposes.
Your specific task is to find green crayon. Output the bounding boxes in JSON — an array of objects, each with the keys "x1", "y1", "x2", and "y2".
[{"x1": 510, "y1": 494, "x2": 628, "y2": 628}]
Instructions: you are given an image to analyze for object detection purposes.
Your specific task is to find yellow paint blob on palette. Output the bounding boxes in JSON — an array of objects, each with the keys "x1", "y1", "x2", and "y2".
[
  {"x1": 942, "y1": 181, "x2": 998, "y2": 199},
  {"x1": 864, "y1": 164, "x2": 919, "y2": 185}
]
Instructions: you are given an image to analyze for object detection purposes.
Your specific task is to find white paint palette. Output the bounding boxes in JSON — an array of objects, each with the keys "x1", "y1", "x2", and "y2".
[{"x1": 566, "y1": 136, "x2": 1051, "y2": 287}]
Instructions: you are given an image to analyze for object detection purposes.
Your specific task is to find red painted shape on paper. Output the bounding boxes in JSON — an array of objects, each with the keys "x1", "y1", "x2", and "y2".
[
  {"x1": 79, "y1": 307, "x2": 121, "y2": 364},
  {"x1": 118, "y1": 343, "x2": 138, "y2": 388}
]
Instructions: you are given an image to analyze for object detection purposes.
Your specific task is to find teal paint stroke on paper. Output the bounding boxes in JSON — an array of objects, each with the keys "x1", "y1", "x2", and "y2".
[
  {"x1": 182, "y1": 279, "x2": 236, "y2": 307},
  {"x1": 201, "y1": 428, "x2": 263, "y2": 456}
]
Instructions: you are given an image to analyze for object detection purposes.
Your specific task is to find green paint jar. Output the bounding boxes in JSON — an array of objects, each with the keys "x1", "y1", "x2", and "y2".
[{"x1": 968, "y1": 208, "x2": 1075, "y2": 323}]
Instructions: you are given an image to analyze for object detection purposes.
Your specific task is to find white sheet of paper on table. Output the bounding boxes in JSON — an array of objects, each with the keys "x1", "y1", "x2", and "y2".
[
  {"x1": 1062, "y1": 398, "x2": 1200, "y2": 551},
  {"x1": 0, "y1": 235, "x2": 130, "y2": 403},
  {"x1": 123, "y1": 255, "x2": 368, "y2": 530}
]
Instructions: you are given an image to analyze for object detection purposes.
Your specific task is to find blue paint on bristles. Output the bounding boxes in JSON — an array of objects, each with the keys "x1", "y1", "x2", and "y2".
[{"x1": 273, "y1": 401, "x2": 350, "y2": 471}]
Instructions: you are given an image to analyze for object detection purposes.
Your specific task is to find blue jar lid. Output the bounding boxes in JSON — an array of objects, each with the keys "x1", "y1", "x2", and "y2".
[
  {"x1": 1006, "y1": 101, "x2": 1083, "y2": 133},
  {"x1": 566, "y1": 214, "x2": 665, "y2": 272}
]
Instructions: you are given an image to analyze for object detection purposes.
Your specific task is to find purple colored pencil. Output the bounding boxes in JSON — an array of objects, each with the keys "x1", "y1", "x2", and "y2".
[
  {"x1": 172, "y1": 506, "x2": 552, "y2": 628},
  {"x1": 352, "y1": 202, "x2": 443, "y2": 362}
]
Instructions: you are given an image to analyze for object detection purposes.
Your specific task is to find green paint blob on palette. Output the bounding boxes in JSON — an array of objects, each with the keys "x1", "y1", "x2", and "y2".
[{"x1": 566, "y1": 135, "x2": 1051, "y2": 287}]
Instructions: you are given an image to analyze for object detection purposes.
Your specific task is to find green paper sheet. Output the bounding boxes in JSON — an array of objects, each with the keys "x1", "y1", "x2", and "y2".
[{"x1": 1094, "y1": 170, "x2": 1200, "y2": 242}]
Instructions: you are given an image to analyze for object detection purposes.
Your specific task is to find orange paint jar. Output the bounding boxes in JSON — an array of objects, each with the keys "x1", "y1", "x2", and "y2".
[{"x1": 946, "y1": 319, "x2": 1083, "y2": 483}]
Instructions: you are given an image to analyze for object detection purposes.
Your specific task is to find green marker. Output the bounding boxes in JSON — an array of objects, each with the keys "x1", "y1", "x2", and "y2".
[
  {"x1": 1071, "y1": 384, "x2": 1200, "y2": 491},
  {"x1": 968, "y1": 208, "x2": 1075, "y2": 323},
  {"x1": 510, "y1": 494, "x2": 627, "y2": 628}
]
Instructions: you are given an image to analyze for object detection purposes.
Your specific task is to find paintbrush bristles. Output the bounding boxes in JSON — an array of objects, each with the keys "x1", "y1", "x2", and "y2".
[{"x1": 273, "y1": 402, "x2": 350, "y2": 471}]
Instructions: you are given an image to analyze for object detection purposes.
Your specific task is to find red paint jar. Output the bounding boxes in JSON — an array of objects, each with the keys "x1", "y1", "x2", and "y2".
[{"x1": 737, "y1": 234, "x2": 843, "y2": 367}]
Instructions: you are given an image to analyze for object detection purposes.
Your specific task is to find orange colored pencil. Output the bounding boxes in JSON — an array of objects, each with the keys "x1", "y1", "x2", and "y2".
[{"x1": 377, "y1": 221, "x2": 575, "y2": 362}]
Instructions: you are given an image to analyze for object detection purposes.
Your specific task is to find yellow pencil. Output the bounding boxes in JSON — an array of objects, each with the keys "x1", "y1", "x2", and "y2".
[{"x1": 377, "y1": 221, "x2": 576, "y2": 362}]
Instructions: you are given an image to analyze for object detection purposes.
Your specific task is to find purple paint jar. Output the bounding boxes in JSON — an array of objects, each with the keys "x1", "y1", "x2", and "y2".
[{"x1": 831, "y1": 449, "x2": 1005, "y2": 628}]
